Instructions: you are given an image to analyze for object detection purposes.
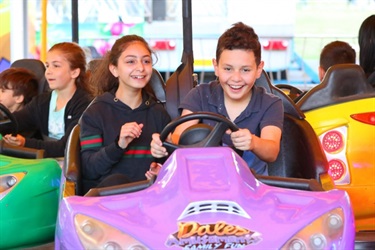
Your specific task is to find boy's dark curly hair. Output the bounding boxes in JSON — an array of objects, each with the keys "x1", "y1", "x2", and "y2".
[{"x1": 216, "y1": 22, "x2": 262, "y2": 65}]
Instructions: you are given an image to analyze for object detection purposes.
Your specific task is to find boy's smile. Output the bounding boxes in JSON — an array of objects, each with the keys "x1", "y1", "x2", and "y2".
[{"x1": 214, "y1": 49, "x2": 263, "y2": 102}]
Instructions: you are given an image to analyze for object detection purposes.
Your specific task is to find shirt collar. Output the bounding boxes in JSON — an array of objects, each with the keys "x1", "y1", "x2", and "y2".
[{"x1": 207, "y1": 81, "x2": 263, "y2": 121}]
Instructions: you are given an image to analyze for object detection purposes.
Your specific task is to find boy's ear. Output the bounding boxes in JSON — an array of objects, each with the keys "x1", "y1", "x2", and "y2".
[
  {"x1": 256, "y1": 61, "x2": 265, "y2": 78},
  {"x1": 14, "y1": 95, "x2": 24, "y2": 104},
  {"x1": 212, "y1": 58, "x2": 218, "y2": 77},
  {"x1": 318, "y1": 66, "x2": 326, "y2": 82}
]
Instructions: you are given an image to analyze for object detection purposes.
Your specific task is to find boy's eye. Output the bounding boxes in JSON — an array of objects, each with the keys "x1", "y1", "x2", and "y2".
[
  {"x1": 242, "y1": 68, "x2": 250, "y2": 72},
  {"x1": 224, "y1": 67, "x2": 231, "y2": 71}
]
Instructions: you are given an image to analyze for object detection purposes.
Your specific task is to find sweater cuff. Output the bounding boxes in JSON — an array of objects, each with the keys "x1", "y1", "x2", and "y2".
[
  {"x1": 114, "y1": 136, "x2": 128, "y2": 151},
  {"x1": 104, "y1": 137, "x2": 127, "y2": 160},
  {"x1": 114, "y1": 136, "x2": 123, "y2": 149}
]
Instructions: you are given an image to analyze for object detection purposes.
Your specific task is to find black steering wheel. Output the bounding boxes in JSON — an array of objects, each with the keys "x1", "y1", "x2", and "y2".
[
  {"x1": 0, "y1": 103, "x2": 18, "y2": 136},
  {"x1": 275, "y1": 84, "x2": 304, "y2": 101},
  {"x1": 159, "y1": 111, "x2": 239, "y2": 154}
]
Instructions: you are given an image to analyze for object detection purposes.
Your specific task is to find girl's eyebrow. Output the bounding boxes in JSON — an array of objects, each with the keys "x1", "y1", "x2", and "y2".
[
  {"x1": 46, "y1": 60, "x2": 62, "y2": 65},
  {"x1": 124, "y1": 55, "x2": 151, "y2": 59}
]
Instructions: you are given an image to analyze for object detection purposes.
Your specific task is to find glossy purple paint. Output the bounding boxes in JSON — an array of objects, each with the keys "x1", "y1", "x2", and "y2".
[{"x1": 55, "y1": 147, "x2": 355, "y2": 249}]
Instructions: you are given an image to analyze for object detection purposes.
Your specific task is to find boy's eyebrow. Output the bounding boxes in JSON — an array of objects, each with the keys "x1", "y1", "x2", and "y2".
[{"x1": 221, "y1": 63, "x2": 253, "y2": 69}]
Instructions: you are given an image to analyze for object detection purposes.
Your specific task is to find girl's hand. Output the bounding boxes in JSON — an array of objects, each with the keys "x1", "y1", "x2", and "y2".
[
  {"x1": 145, "y1": 162, "x2": 162, "y2": 180},
  {"x1": 150, "y1": 133, "x2": 168, "y2": 158},
  {"x1": 228, "y1": 128, "x2": 253, "y2": 151},
  {"x1": 118, "y1": 122, "x2": 143, "y2": 149},
  {"x1": 3, "y1": 134, "x2": 26, "y2": 147}
]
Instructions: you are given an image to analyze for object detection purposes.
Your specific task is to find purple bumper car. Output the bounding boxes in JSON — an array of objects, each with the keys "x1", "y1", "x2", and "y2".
[{"x1": 55, "y1": 146, "x2": 355, "y2": 249}]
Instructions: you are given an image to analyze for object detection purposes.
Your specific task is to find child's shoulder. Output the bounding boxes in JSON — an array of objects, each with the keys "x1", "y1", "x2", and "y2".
[
  {"x1": 253, "y1": 85, "x2": 282, "y2": 103},
  {"x1": 196, "y1": 80, "x2": 221, "y2": 93}
]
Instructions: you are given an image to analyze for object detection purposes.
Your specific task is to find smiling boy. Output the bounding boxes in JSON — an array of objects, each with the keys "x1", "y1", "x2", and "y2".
[{"x1": 151, "y1": 22, "x2": 284, "y2": 175}]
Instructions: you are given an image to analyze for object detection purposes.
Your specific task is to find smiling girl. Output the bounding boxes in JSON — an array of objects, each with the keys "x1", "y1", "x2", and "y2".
[
  {"x1": 151, "y1": 22, "x2": 284, "y2": 175},
  {"x1": 2, "y1": 42, "x2": 93, "y2": 157},
  {"x1": 79, "y1": 35, "x2": 171, "y2": 193}
]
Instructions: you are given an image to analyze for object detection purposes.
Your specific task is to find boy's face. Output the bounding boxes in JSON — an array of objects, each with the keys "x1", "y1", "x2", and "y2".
[
  {"x1": 0, "y1": 88, "x2": 23, "y2": 112},
  {"x1": 213, "y1": 49, "x2": 263, "y2": 103}
]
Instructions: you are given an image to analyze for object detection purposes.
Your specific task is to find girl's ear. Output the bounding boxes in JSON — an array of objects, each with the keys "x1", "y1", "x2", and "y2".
[
  {"x1": 109, "y1": 64, "x2": 118, "y2": 77},
  {"x1": 71, "y1": 68, "x2": 80, "y2": 79}
]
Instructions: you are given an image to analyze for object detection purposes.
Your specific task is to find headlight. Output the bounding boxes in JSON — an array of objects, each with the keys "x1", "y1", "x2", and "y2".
[
  {"x1": 0, "y1": 172, "x2": 26, "y2": 200},
  {"x1": 282, "y1": 208, "x2": 345, "y2": 250},
  {"x1": 75, "y1": 213, "x2": 148, "y2": 250}
]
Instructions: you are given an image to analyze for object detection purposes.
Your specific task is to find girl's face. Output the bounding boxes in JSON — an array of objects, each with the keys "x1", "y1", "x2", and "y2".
[
  {"x1": 213, "y1": 49, "x2": 263, "y2": 103},
  {"x1": 110, "y1": 41, "x2": 153, "y2": 91},
  {"x1": 45, "y1": 50, "x2": 79, "y2": 90}
]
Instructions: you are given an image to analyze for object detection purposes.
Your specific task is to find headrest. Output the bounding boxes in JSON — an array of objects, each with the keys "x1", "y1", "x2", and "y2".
[
  {"x1": 297, "y1": 64, "x2": 374, "y2": 112},
  {"x1": 255, "y1": 70, "x2": 305, "y2": 119},
  {"x1": 11, "y1": 59, "x2": 49, "y2": 94},
  {"x1": 149, "y1": 68, "x2": 166, "y2": 103}
]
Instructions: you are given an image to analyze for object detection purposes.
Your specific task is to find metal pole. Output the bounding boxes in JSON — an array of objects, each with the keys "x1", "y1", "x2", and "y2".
[
  {"x1": 182, "y1": 0, "x2": 193, "y2": 54},
  {"x1": 72, "y1": 0, "x2": 79, "y2": 43},
  {"x1": 41, "y1": 0, "x2": 48, "y2": 62}
]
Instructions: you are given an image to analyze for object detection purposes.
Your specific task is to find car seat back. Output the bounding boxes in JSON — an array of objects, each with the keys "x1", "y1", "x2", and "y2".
[
  {"x1": 297, "y1": 63, "x2": 375, "y2": 112},
  {"x1": 165, "y1": 52, "x2": 195, "y2": 119},
  {"x1": 63, "y1": 124, "x2": 82, "y2": 196},
  {"x1": 149, "y1": 68, "x2": 166, "y2": 104},
  {"x1": 11, "y1": 59, "x2": 50, "y2": 94},
  {"x1": 255, "y1": 71, "x2": 329, "y2": 181}
]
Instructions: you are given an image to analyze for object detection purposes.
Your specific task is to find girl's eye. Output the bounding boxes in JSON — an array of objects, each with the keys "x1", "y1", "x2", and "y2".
[
  {"x1": 126, "y1": 60, "x2": 135, "y2": 64},
  {"x1": 242, "y1": 68, "x2": 250, "y2": 72},
  {"x1": 224, "y1": 67, "x2": 231, "y2": 71}
]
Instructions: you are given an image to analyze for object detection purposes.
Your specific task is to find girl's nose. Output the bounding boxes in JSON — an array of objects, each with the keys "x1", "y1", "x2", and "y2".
[{"x1": 136, "y1": 61, "x2": 145, "y2": 71}]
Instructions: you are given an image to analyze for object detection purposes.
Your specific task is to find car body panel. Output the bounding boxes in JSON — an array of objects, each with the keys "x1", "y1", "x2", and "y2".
[
  {"x1": 0, "y1": 154, "x2": 61, "y2": 249},
  {"x1": 55, "y1": 147, "x2": 355, "y2": 249},
  {"x1": 304, "y1": 97, "x2": 375, "y2": 231}
]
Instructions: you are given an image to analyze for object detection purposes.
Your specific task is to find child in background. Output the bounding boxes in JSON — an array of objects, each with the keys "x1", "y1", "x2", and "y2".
[
  {"x1": 1, "y1": 42, "x2": 93, "y2": 157},
  {"x1": 318, "y1": 40, "x2": 356, "y2": 81},
  {"x1": 151, "y1": 22, "x2": 284, "y2": 176},
  {"x1": 358, "y1": 14, "x2": 375, "y2": 87},
  {"x1": 79, "y1": 35, "x2": 171, "y2": 193},
  {"x1": 293, "y1": 40, "x2": 357, "y2": 103},
  {"x1": 0, "y1": 68, "x2": 38, "y2": 112}
]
